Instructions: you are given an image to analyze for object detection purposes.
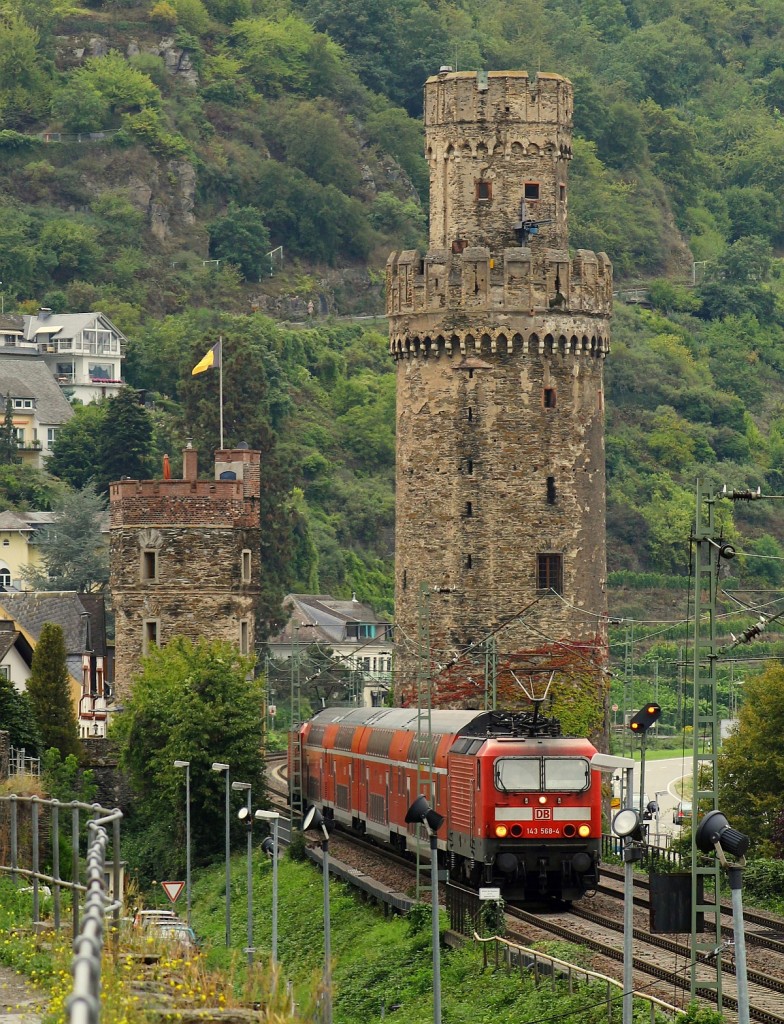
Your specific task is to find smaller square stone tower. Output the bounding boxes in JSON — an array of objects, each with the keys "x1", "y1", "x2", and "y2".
[{"x1": 110, "y1": 446, "x2": 261, "y2": 700}]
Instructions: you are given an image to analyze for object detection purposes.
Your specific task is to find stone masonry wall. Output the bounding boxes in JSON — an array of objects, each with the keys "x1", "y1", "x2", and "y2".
[
  {"x1": 389, "y1": 71, "x2": 611, "y2": 720},
  {"x1": 110, "y1": 449, "x2": 262, "y2": 700}
]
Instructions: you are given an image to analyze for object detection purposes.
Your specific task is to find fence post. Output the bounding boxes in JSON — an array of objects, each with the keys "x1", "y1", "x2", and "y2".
[
  {"x1": 31, "y1": 796, "x2": 39, "y2": 925},
  {"x1": 52, "y1": 800, "x2": 61, "y2": 930},
  {"x1": 72, "y1": 803, "x2": 80, "y2": 938},
  {"x1": 112, "y1": 812, "x2": 121, "y2": 951},
  {"x1": 10, "y1": 794, "x2": 17, "y2": 885}
]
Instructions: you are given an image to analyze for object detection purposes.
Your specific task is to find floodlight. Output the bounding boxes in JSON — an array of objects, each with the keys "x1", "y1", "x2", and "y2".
[
  {"x1": 696, "y1": 809, "x2": 750, "y2": 860},
  {"x1": 405, "y1": 794, "x2": 445, "y2": 833},
  {"x1": 613, "y1": 807, "x2": 644, "y2": 842}
]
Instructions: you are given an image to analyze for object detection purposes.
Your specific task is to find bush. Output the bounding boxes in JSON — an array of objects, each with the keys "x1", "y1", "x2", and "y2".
[{"x1": 742, "y1": 859, "x2": 784, "y2": 905}]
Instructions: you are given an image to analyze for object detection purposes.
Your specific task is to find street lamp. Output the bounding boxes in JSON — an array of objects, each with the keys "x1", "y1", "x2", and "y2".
[
  {"x1": 233, "y1": 782, "x2": 253, "y2": 966},
  {"x1": 255, "y1": 809, "x2": 281, "y2": 964},
  {"x1": 591, "y1": 753, "x2": 637, "y2": 1024},
  {"x1": 173, "y1": 760, "x2": 191, "y2": 928},
  {"x1": 302, "y1": 806, "x2": 334, "y2": 1024},
  {"x1": 696, "y1": 810, "x2": 751, "y2": 1024},
  {"x1": 211, "y1": 762, "x2": 231, "y2": 947},
  {"x1": 405, "y1": 795, "x2": 445, "y2": 1024}
]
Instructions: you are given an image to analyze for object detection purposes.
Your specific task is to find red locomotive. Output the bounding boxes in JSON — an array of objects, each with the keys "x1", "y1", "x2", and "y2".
[{"x1": 289, "y1": 705, "x2": 602, "y2": 902}]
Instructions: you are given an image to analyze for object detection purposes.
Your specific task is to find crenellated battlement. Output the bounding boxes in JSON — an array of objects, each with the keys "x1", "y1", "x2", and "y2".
[
  {"x1": 424, "y1": 71, "x2": 573, "y2": 132},
  {"x1": 386, "y1": 246, "x2": 612, "y2": 322}
]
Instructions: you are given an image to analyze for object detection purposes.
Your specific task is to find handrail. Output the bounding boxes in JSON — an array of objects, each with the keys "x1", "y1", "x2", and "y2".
[{"x1": 472, "y1": 932, "x2": 680, "y2": 1022}]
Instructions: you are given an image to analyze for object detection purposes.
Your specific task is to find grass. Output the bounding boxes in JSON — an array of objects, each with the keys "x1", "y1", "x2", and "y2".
[{"x1": 0, "y1": 848, "x2": 723, "y2": 1024}]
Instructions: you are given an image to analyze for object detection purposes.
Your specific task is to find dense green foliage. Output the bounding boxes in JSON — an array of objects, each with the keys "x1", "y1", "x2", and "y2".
[
  {"x1": 0, "y1": 673, "x2": 40, "y2": 752},
  {"x1": 20, "y1": 483, "x2": 108, "y2": 591},
  {"x1": 113, "y1": 637, "x2": 266, "y2": 881},
  {"x1": 718, "y1": 663, "x2": 784, "y2": 853},
  {"x1": 25, "y1": 623, "x2": 79, "y2": 758}
]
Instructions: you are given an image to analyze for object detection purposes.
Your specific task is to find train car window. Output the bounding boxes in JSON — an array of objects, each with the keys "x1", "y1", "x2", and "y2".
[
  {"x1": 494, "y1": 757, "x2": 540, "y2": 791},
  {"x1": 335, "y1": 725, "x2": 355, "y2": 751},
  {"x1": 308, "y1": 725, "x2": 326, "y2": 747},
  {"x1": 543, "y1": 757, "x2": 590, "y2": 792},
  {"x1": 367, "y1": 729, "x2": 394, "y2": 757}
]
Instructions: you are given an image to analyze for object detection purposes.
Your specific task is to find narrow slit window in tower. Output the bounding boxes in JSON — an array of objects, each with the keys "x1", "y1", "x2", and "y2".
[
  {"x1": 143, "y1": 619, "x2": 159, "y2": 655},
  {"x1": 465, "y1": 501, "x2": 473, "y2": 517},
  {"x1": 524, "y1": 181, "x2": 540, "y2": 200},
  {"x1": 560, "y1": 184, "x2": 566, "y2": 201},
  {"x1": 241, "y1": 548, "x2": 252, "y2": 583},
  {"x1": 544, "y1": 388, "x2": 556, "y2": 409},
  {"x1": 402, "y1": 570, "x2": 407, "y2": 590},
  {"x1": 466, "y1": 554, "x2": 473, "y2": 569},
  {"x1": 537, "y1": 554, "x2": 563, "y2": 595},
  {"x1": 141, "y1": 549, "x2": 157, "y2": 582},
  {"x1": 466, "y1": 458, "x2": 473, "y2": 475},
  {"x1": 547, "y1": 477, "x2": 556, "y2": 504},
  {"x1": 240, "y1": 619, "x2": 250, "y2": 655},
  {"x1": 467, "y1": 406, "x2": 473, "y2": 421}
]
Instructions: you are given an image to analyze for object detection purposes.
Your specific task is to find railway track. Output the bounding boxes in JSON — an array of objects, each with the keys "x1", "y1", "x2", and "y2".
[{"x1": 266, "y1": 756, "x2": 784, "y2": 1023}]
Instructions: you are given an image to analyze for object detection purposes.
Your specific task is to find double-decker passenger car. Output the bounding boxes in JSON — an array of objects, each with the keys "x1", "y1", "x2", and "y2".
[{"x1": 289, "y1": 706, "x2": 601, "y2": 902}]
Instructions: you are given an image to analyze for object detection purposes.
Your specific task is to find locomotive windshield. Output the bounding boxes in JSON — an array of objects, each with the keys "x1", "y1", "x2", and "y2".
[{"x1": 495, "y1": 757, "x2": 590, "y2": 792}]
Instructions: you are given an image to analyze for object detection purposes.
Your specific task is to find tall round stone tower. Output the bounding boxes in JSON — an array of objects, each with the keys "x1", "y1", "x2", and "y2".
[{"x1": 387, "y1": 70, "x2": 612, "y2": 717}]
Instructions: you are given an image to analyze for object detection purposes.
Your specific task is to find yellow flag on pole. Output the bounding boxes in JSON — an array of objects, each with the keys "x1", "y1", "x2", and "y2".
[{"x1": 191, "y1": 339, "x2": 222, "y2": 375}]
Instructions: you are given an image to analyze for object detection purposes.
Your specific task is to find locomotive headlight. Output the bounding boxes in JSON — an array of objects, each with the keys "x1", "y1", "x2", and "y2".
[
  {"x1": 538, "y1": 796, "x2": 547, "y2": 805},
  {"x1": 494, "y1": 824, "x2": 509, "y2": 838},
  {"x1": 578, "y1": 824, "x2": 591, "y2": 838}
]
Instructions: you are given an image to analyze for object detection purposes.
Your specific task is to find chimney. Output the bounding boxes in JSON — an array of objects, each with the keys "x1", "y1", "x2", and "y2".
[
  {"x1": 182, "y1": 445, "x2": 198, "y2": 482},
  {"x1": 38, "y1": 307, "x2": 52, "y2": 320}
]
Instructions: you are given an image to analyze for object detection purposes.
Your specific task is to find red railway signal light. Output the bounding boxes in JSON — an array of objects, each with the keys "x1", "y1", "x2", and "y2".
[{"x1": 629, "y1": 703, "x2": 661, "y2": 734}]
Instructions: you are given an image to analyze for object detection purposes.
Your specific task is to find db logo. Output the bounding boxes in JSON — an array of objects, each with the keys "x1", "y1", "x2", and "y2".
[{"x1": 534, "y1": 808, "x2": 552, "y2": 820}]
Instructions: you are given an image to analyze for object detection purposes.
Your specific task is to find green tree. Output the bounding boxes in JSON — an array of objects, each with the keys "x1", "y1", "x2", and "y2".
[
  {"x1": 0, "y1": 674, "x2": 40, "y2": 752},
  {"x1": 208, "y1": 202, "x2": 271, "y2": 282},
  {"x1": 48, "y1": 403, "x2": 106, "y2": 490},
  {"x1": 719, "y1": 663, "x2": 784, "y2": 853},
  {"x1": 96, "y1": 387, "x2": 155, "y2": 493},
  {"x1": 0, "y1": 394, "x2": 20, "y2": 465},
  {"x1": 39, "y1": 219, "x2": 101, "y2": 283},
  {"x1": 20, "y1": 484, "x2": 108, "y2": 592},
  {"x1": 113, "y1": 637, "x2": 265, "y2": 880},
  {"x1": 0, "y1": 12, "x2": 49, "y2": 127},
  {"x1": 26, "y1": 623, "x2": 79, "y2": 759},
  {"x1": 50, "y1": 80, "x2": 110, "y2": 133}
]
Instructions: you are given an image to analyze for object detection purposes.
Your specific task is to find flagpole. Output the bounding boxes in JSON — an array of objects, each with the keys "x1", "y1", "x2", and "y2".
[{"x1": 219, "y1": 335, "x2": 224, "y2": 449}]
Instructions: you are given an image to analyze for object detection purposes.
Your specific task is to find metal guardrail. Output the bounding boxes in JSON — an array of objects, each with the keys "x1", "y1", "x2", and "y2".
[
  {"x1": 0, "y1": 795, "x2": 122, "y2": 1024},
  {"x1": 473, "y1": 932, "x2": 680, "y2": 1022},
  {"x1": 67, "y1": 813, "x2": 122, "y2": 1024},
  {"x1": 602, "y1": 832, "x2": 683, "y2": 871}
]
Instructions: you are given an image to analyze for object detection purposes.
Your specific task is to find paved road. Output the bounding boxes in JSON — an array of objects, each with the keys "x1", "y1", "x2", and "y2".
[{"x1": 638, "y1": 755, "x2": 693, "y2": 844}]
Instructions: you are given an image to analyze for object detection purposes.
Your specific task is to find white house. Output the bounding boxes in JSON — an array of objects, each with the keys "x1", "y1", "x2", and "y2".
[
  {"x1": 19, "y1": 309, "x2": 126, "y2": 404},
  {"x1": 268, "y1": 593, "x2": 393, "y2": 707}
]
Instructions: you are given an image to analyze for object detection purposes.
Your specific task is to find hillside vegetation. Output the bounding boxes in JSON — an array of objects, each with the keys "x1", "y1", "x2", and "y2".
[{"x1": 3, "y1": 0, "x2": 784, "y2": 637}]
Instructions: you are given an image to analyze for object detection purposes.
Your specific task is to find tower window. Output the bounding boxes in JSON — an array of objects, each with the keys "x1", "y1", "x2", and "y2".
[
  {"x1": 543, "y1": 388, "x2": 556, "y2": 409},
  {"x1": 465, "y1": 501, "x2": 473, "y2": 517},
  {"x1": 537, "y1": 554, "x2": 563, "y2": 595},
  {"x1": 403, "y1": 570, "x2": 408, "y2": 590},
  {"x1": 240, "y1": 619, "x2": 250, "y2": 655},
  {"x1": 524, "y1": 181, "x2": 540, "y2": 200},
  {"x1": 560, "y1": 184, "x2": 566, "y2": 201},
  {"x1": 547, "y1": 477, "x2": 556, "y2": 504},
  {"x1": 143, "y1": 619, "x2": 159, "y2": 655},
  {"x1": 476, "y1": 180, "x2": 492, "y2": 201},
  {"x1": 467, "y1": 406, "x2": 473, "y2": 421},
  {"x1": 141, "y1": 549, "x2": 158, "y2": 582},
  {"x1": 466, "y1": 554, "x2": 473, "y2": 569},
  {"x1": 466, "y1": 459, "x2": 473, "y2": 475},
  {"x1": 241, "y1": 548, "x2": 252, "y2": 583}
]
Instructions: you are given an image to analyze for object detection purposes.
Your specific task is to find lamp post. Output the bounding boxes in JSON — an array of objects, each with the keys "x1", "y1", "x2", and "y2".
[
  {"x1": 591, "y1": 753, "x2": 637, "y2": 1024},
  {"x1": 696, "y1": 810, "x2": 751, "y2": 1024},
  {"x1": 173, "y1": 760, "x2": 191, "y2": 928},
  {"x1": 302, "y1": 806, "x2": 333, "y2": 1024},
  {"x1": 405, "y1": 795, "x2": 445, "y2": 1024},
  {"x1": 212, "y1": 762, "x2": 231, "y2": 947},
  {"x1": 256, "y1": 809, "x2": 280, "y2": 964},
  {"x1": 233, "y1": 782, "x2": 254, "y2": 966}
]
